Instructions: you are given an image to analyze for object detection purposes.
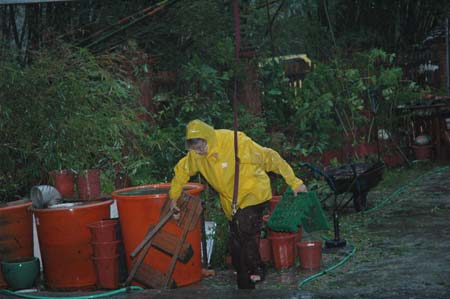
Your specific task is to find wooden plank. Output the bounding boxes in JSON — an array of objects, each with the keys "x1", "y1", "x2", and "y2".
[
  {"x1": 163, "y1": 196, "x2": 202, "y2": 288},
  {"x1": 126, "y1": 192, "x2": 202, "y2": 288},
  {"x1": 134, "y1": 264, "x2": 175, "y2": 289},
  {"x1": 149, "y1": 226, "x2": 193, "y2": 263},
  {"x1": 130, "y1": 210, "x2": 173, "y2": 258}
]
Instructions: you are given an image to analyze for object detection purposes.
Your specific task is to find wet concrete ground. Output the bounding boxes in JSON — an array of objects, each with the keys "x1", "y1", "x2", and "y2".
[{"x1": 1, "y1": 164, "x2": 449, "y2": 298}]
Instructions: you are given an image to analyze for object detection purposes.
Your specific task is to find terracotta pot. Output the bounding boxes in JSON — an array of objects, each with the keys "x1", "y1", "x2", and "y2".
[
  {"x1": 268, "y1": 233, "x2": 296, "y2": 269},
  {"x1": 267, "y1": 227, "x2": 302, "y2": 255},
  {"x1": 267, "y1": 229, "x2": 296, "y2": 238},
  {"x1": 112, "y1": 183, "x2": 205, "y2": 287},
  {"x1": 92, "y1": 255, "x2": 119, "y2": 289},
  {"x1": 295, "y1": 227, "x2": 303, "y2": 243},
  {"x1": 49, "y1": 170, "x2": 75, "y2": 198},
  {"x1": 259, "y1": 239, "x2": 272, "y2": 263},
  {"x1": 77, "y1": 169, "x2": 101, "y2": 200},
  {"x1": 32, "y1": 200, "x2": 113, "y2": 290},
  {"x1": 91, "y1": 241, "x2": 120, "y2": 258},
  {"x1": 295, "y1": 227, "x2": 303, "y2": 255},
  {"x1": 297, "y1": 241, "x2": 322, "y2": 269},
  {"x1": 411, "y1": 144, "x2": 433, "y2": 160},
  {"x1": 87, "y1": 219, "x2": 118, "y2": 243},
  {"x1": 0, "y1": 200, "x2": 33, "y2": 288}
]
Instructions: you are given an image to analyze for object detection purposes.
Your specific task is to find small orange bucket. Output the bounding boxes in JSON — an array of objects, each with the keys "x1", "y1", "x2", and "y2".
[{"x1": 297, "y1": 241, "x2": 322, "y2": 269}]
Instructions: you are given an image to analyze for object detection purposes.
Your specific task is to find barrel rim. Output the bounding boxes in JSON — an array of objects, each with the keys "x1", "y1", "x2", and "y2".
[
  {"x1": 0, "y1": 199, "x2": 32, "y2": 211},
  {"x1": 30, "y1": 199, "x2": 113, "y2": 213},
  {"x1": 111, "y1": 183, "x2": 205, "y2": 200}
]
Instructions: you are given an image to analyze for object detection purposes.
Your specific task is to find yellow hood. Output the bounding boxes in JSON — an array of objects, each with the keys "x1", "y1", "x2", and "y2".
[{"x1": 186, "y1": 119, "x2": 217, "y2": 148}]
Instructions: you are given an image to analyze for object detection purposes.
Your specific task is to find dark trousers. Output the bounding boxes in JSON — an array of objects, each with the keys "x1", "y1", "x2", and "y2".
[{"x1": 229, "y1": 201, "x2": 268, "y2": 289}]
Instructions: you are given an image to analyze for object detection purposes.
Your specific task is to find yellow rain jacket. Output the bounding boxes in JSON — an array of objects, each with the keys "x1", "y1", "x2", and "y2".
[{"x1": 169, "y1": 120, "x2": 304, "y2": 220}]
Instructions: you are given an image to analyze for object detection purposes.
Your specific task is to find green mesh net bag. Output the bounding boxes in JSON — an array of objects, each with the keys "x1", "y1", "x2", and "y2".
[{"x1": 267, "y1": 188, "x2": 330, "y2": 233}]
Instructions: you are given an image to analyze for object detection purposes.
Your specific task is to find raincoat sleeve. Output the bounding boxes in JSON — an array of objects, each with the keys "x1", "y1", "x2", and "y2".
[
  {"x1": 246, "y1": 138, "x2": 303, "y2": 190},
  {"x1": 169, "y1": 155, "x2": 199, "y2": 200}
]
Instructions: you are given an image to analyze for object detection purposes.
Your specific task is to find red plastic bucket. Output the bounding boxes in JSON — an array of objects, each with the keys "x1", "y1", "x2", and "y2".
[
  {"x1": 0, "y1": 200, "x2": 33, "y2": 289},
  {"x1": 269, "y1": 233, "x2": 296, "y2": 269},
  {"x1": 87, "y1": 219, "x2": 117, "y2": 242},
  {"x1": 259, "y1": 238, "x2": 272, "y2": 263},
  {"x1": 297, "y1": 241, "x2": 322, "y2": 269},
  {"x1": 50, "y1": 170, "x2": 75, "y2": 198},
  {"x1": 295, "y1": 227, "x2": 303, "y2": 255},
  {"x1": 92, "y1": 255, "x2": 119, "y2": 289},
  {"x1": 49, "y1": 169, "x2": 74, "y2": 198},
  {"x1": 267, "y1": 229, "x2": 295, "y2": 238},
  {"x1": 77, "y1": 169, "x2": 101, "y2": 200},
  {"x1": 411, "y1": 144, "x2": 433, "y2": 160},
  {"x1": 91, "y1": 241, "x2": 120, "y2": 257},
  {"x1": 112, "y1": 183, "x2": 204, "y2": 287},
  {"x1": 32, "y1": 200, "x2": 113, "y2": 289},
  {"x1": 295, "y1": 227, "x2": 303, "y2": 243}
]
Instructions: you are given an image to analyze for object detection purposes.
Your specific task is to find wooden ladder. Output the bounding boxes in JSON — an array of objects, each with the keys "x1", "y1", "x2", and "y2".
[{"x1": 123, "y1": 192, "x2": 202, "y2": 288}]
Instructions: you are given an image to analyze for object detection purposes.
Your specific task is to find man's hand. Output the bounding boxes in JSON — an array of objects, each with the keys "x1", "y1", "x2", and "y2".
[
  {"x1": 293, "y1": 184, "x2": 307, "y2": 196},
  {"x1": 170, "y1": 199, "x2": 181, "y2": 220}
]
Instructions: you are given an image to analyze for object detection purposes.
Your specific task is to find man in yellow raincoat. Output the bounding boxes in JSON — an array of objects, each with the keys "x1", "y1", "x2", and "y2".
[{"x1": 169, "y1": 119, "x2": 307, "y2": 289}]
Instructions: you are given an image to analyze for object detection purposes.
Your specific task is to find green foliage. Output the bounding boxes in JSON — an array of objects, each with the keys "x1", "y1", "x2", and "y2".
[
  {"x1": 137, "y1": 1, "x2": 235, "y2": 70},
  {"x1": 129, "y1": 56, "x2": 270, "y2": 186},
  {"x1": 0, "y1": 45, "x2": 149, "y2": 200},
  {"x1": 352, "y1": 49, "x2": 421, "y2": 135},
  {"x1": 259, "y1": 57, "x2": 367, "y2": 157},
  {"x1": 259, "y1": 60, "x2": 296, "y2": 131},
  {"x1": 257, "y1": 48, "x2": 422, "y2": 164},
  {"x1": 294, "y1": 60, "x2": 365, "y2": 154}
]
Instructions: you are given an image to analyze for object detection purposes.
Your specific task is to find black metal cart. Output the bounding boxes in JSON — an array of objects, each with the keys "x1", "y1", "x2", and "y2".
[{"x1": 300, "y1": 161, "x2": 385, "y2": 248}]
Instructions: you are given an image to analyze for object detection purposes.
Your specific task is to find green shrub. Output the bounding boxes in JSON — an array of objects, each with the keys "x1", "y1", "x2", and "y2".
[{"x1": 0, "y1": 45, "x2": 149, "y2": 200}]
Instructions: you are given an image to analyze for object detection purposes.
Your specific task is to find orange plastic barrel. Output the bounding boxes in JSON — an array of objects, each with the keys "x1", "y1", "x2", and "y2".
[
  {"x1": 0, "y1": 200, "x2": 33, "y2": 288},
  {"x1": 32, "y1": 200, "x2": 113, "y2": 289},
  {"x1": 112, "y1": 183, "x2": 204, "y2": 287}
]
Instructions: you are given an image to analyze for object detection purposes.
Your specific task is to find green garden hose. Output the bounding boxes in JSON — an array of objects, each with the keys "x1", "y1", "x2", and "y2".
[
  {"x1": 298, "y1": 243, "x2": 357, "y2": 289},
  {"x1": 297, "y1": 165, "x2": 450, "y2": 289},
  {"x1": 0, "y1": 286, "x2": 143, "y2": 299}
]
